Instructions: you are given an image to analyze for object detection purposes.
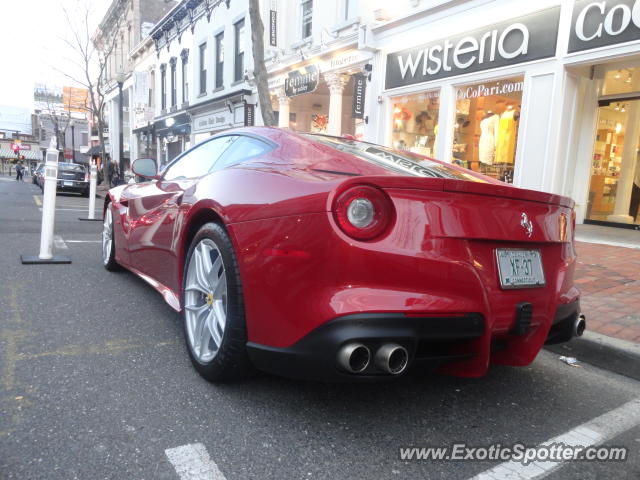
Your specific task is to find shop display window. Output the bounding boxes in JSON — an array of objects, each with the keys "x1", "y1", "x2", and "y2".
[
  {"x1": 587, "y1": 66, "x2": 640, "y2": 224},
  {"x1": 452, "y1": 76, "x2": 524, "y2": 183},
  {"x1": 390, "y1": 90, "x2": 440, "y2": 158}
]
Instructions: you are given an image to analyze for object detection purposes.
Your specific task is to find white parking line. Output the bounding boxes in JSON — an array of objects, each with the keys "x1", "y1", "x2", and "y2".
[
  {"x1": 468, "y1": 397, "x2": 640, "y2": 480},
  {"x1": 38, "y1": 207, "x2": 99, "y2": 212},
  {"x1": 65, "y1": 240, "x2": 101, "y2": 243},
  {"x1": 53, "y1": 235, "x2": 68, "y2": 250},
  {"x1": 165, "y1": 443, "x2": 226, "y2": 480}
]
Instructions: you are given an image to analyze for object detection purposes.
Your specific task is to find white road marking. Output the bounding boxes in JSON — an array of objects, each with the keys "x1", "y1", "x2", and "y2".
[
  {"x1": 38, "y1": 207, "x2": 99, "y2": 212},
  {"x1": 64, "y1": 240, "x2": 101, "y2": 243},
  {"x1": 165, "y1": 443, "x2": 226, "y2": 480},
  {"x1": 469, "y1": 397, "x2": 640, "y2": 480},
  {"x1": 33, "y1": 195, "x2": 42, "y2": 206},
  {"x1": 53, "y1": 235, "x2": 68, "y2": 250}
]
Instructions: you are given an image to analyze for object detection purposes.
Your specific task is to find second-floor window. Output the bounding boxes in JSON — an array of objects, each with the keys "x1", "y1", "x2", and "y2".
[
  {"x1": 234, "y1": 19, "x2": 245, "y2": 82},
  {"x1": 170, "y1": 58, "x2": 177, "y2": 108},
  {"x1": 199, "y1": 43, "x2": 207, "y2": 94},
  {"x1": 344, "y1": 0, "x2": 355, "y2": 20},
  {"x1": 160, "y1": 64, "x2": 167, "y2": 111},
  {"x1": 301, "y1": 0, "x2": 313, "y2": 39},
  {"x1": 181, "y1": 50, "x2": 189, "y2": 104},
  {"x1": 215, "y1": 32, "x2": 224, "y2": 88},
  {"x1": 149, "y1": 71, "x2": 155, "y2": 107}
]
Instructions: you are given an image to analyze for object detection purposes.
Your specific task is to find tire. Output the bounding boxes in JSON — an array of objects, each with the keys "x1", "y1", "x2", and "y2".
[
  {"x1": 182, "y1": 222, "x2": 252, "y2": 382},
  {"x1": 82, "y1": 188, "x2": 90, "y2": 198},
  {"x1": 102, "y1": 203, "x2": 120, "y2": 271}
]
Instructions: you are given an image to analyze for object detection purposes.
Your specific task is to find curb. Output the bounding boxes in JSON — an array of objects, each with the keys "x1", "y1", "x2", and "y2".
[{"x1": 545, "y1": 331, "x2": 640, "y2": 381}]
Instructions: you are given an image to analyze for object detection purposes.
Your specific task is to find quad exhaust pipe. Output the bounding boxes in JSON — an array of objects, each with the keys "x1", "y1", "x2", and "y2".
[
  {"x1": 375, "y1": 344, "x2": 409, "y2": 375},
  {"x1": 337, "y1": 343, "x2": 371, "y2": 373},
  {"x1": 574, "y1": 314, "x2": 586, "y2": 337}
]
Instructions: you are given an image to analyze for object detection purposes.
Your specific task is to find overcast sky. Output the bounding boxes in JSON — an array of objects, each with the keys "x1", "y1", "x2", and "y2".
[{"x1": 0, "y1": 0, "x2": 111, "y2": 111}]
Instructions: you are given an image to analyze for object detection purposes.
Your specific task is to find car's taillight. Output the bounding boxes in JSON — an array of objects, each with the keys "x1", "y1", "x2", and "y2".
[{"x1": 333, "y1": 185, "x2": 394, "y2": 240}]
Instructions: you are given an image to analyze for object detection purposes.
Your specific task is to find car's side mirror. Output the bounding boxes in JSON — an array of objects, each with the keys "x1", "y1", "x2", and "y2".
[{"x1": 131, "y1": 158, "x2": 159, "y2": 180}]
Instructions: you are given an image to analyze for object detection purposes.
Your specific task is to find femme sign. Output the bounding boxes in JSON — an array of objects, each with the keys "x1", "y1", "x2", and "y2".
[
  {"x1": 385, "y1": 7, "x2": 560, "y2": 89},
  {"x1": 568, "y1": 0, "x2": 640, "y2": 52},
  {"x1": 285, "y1": 64, "x2": 320, "y2": 97}
]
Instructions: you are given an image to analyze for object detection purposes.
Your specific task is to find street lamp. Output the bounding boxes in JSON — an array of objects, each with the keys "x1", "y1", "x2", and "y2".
[
  {"x1": 116, "y1": 71, "x2": 126, "y2": 184},
  {"x1": 69, "y1": 119, "x2": 76, "y2": 163}
]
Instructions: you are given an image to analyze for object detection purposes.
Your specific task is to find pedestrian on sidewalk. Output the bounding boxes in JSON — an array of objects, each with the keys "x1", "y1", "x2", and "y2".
[
  {"x1": 15, "y1": 162, "x2": 24, "y2": 182},
  {"x1": 110, "y1": 160, "x2": 120, "y2": 187}
]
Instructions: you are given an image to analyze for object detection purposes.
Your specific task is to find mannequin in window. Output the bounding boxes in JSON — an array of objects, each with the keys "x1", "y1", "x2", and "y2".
[
  {"x1": 495, "y1": 103, "x2": 520, "y2": 164},
  {"x1": 415, "y1": 111, "x2": 434, "y2": 135},
  {"x1": 479, "y1": 110, "x2": 499, "y2": 165}
]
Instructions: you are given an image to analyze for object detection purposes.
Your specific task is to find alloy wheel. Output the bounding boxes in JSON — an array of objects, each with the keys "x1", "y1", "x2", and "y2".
[
  {"x1": 184, "y1": 239, "x2": 228, "y2": 363},
  {"x1": 102, "y1": 207, "x2": 113, "y2": 265}
]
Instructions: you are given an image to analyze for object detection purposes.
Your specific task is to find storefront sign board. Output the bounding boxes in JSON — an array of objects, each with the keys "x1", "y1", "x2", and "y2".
[
  {"x1": 568, "y1": 0, "x2": 640, "y2": 53},
  {"x1": 193, "y1": 110, "x2": 233, "y2": 133},
  {"x1": 285, "y1": 64, "x2": 320, "y2": 97},
  {"x1": 385, "y1": 7, "x2": 560, "y2": 89},
  {"x1": 352, "y1": 74, "x2": 367, "y2": 118}
]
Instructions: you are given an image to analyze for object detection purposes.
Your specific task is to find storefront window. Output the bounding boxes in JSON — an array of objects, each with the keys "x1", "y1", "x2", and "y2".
[
  {"x1": 587, "y1": 99, "x2": 640, "y2": 224},
  {"x1": 452, "y1": 76, "x2": 524, "y2": 183},
  {"x1": 390, "y1": 90, "x2": 440, "y2": 157}
]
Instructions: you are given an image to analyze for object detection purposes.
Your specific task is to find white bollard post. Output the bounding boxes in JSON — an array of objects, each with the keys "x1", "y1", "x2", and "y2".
[
  {"x1": 38, "y1": 140, "x2": 59, "y2": 259},
  {"x1": 79, "y1": 160, "x2": 102, "y2": 222},
  {"x1": 88, "y1": 161, "x2": 97, "y2": 219},
  {"x1": 21, "y1": 137, "x2": 71, "y2": 264}
]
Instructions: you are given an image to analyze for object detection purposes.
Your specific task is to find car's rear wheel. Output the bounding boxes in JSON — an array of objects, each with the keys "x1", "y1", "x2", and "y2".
[
  {"x1": 182, "y1": 222, "x2": 251, "y2": 382},
  {"x1": 102, "y1": 204, "x2": 119, "y2": 271}
]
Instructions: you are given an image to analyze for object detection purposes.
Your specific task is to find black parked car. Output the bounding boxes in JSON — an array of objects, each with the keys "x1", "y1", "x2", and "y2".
[{"x1": 56, "y1": 162, "x2": 89, "y2": 196}]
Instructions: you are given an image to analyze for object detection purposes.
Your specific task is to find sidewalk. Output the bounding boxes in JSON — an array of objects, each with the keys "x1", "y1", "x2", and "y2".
[
  {"x1": 574, "y1": 226, "x2": 640, "y2": 343},
  {"x1": 546, "y1": 225, "x2": 640, "y2": 380}
]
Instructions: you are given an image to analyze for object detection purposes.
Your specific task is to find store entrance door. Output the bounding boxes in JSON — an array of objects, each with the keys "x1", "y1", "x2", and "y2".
[{"x1": 587, "y1": 68, "x2": 640, "y2": 225}]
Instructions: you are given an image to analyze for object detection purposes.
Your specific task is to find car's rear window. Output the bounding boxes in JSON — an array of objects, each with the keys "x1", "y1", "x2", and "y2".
[
  {"x1": 302, "y1": 134, "x2": 485, "y2": 182},
  {"x1": 58, "y1": 163, "x2": 85, "y2": 172}
]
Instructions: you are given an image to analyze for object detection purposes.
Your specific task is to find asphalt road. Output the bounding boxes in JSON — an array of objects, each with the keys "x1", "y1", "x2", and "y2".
[{"x1": 1, "y1": 177, "x2": 639, "y2": 480}]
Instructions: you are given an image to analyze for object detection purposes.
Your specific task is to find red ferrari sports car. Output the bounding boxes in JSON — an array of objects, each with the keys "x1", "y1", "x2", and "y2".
[{"x1": 102, "y1": 127, "x2": 584, "y2": 382}]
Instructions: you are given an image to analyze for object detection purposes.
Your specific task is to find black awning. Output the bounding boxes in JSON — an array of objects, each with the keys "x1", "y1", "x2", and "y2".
[
  {"x1": 154, "y1": 112, "x2": 191, "y2": 136},
  {"x1": 84, "y1": 146, "x2": 102, "y2": 156},
  {"x1": 133, "y1": 124, "x2": 155, "y2": 135}
]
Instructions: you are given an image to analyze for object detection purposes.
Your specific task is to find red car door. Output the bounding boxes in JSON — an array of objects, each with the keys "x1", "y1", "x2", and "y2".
[{"x1": 127, "y1": 135, "x2": 238, "y2": 291}]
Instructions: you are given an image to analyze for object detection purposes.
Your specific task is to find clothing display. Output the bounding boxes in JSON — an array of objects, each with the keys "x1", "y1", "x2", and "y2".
[
  {"x1": 479, "y1": 114, "x2": 500, "y2": 165},
  {"x1": 495, "y1": 109, "x2": 518, "y2": 164},
  {"x1": 390, "y1": 94, "x2": 440, "y2": 157}
]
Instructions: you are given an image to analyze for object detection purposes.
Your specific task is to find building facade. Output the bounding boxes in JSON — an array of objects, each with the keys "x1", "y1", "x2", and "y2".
[
  {"x1": 149, "y1": 0, "x2": 257, "y2": 167},
  {"x1": 96, "y1": 0, "x2": 178, "y2": 173},
  {"x1": 96, "y1": 0, "x2": 640, "y2": 226},
  {"x1": 266, "y1": 0, "x2": 640, "y2": 226}
]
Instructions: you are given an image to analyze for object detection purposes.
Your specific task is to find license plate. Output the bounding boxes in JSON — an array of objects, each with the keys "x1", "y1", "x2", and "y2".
[
  {"x1": 496, "y1": 249, "x2": 545, "y2": 289},
  {"x1": 63, "y1": 181, "x2": 73, "y2": 186}
]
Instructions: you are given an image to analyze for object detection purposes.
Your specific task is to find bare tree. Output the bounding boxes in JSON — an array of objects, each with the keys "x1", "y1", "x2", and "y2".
[
  {"x1": 248, "y1": 0, "x2": 275, "y2": 126},
  {"x1": 56, "y1": 3, "x2": 124, "y2": 183}
]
